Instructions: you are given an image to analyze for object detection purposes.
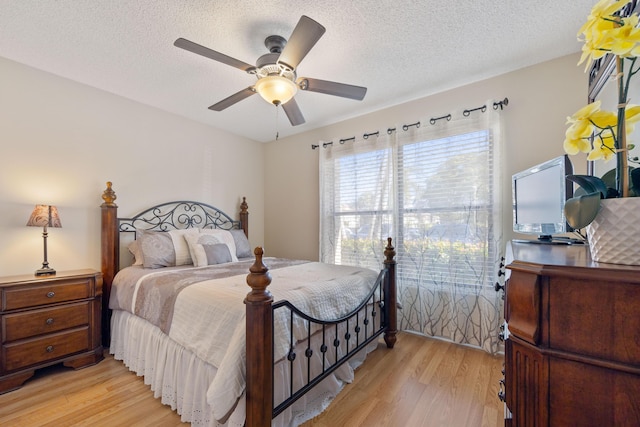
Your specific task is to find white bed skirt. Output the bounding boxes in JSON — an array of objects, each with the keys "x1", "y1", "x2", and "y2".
[{"x1": 109, "y1": 310, "x2": 378, "y2": 426}]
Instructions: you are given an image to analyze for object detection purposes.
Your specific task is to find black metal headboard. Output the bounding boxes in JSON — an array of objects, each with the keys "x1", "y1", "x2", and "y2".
[
  {"x1": 114, "y1": 197, "x2": 249, "y2": 270},
  {"x1": 118, "y1": 200, "x2": 243, "y2": 233}
]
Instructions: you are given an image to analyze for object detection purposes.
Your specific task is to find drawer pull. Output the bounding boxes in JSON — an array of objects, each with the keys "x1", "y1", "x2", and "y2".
[
  {"x1": 46, "y1": 318, "x2": 55, "y2": 325},
  {"x1": 46, "y1": 345, "x2": 54, "y2": 353},
  {"x1": 46, "y1": 291, "x2": 55, "y2": 298}
]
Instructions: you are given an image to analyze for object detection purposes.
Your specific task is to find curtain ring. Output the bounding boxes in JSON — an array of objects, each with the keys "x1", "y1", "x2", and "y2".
[
  {"x1": 363, "y1": 131, "x2": 379, "y2": 140},
  {"x1": 402, "y1": 121, "x2": 420, "y2": 131},
  {"x1": 430, "y1": 114, "x2": 451, "y2": 125}
]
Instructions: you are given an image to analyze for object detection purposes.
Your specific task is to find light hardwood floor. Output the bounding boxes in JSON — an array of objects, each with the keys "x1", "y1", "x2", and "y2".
[{"x1": 0, "y1": 332, "x2": 504, "y2": 427}]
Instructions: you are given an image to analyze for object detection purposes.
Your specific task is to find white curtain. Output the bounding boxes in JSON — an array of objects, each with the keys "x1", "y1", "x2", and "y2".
[{"x1": 319, "y1": 102, "x2": 505, "y2": 354}]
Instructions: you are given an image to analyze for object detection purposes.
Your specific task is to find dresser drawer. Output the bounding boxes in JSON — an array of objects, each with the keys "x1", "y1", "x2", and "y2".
[
  {"x1": 2, "y1": 302, "x2": 90, "y2": 342},
  {"x1": 2, "y1": 327, "x2": 89, "y2": 372},
  {"x1": 2, "y1": 279, "x2": 91, "y2": 311}
]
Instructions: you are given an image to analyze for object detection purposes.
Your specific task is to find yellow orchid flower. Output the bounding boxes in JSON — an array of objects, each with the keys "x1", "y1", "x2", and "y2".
[
  {"x1": 565, "y1": 118, "x2": 594, "y2": 139},
  {"x1": 579, "y1": 36, "x2": 612, "y2": 69},
  {"x1": 590, "y1": 110, "x2": 618, "y2": 129},
  {"x1": 625, "y1": 104, "x2": 640, "y2": 123},
  {"x1": 622, "y1": 105, "x2": 640, "y2": 135},
  {"x1": 608, "y1": 16, "x2": 640, "y2": 56},
  {"x1": 577, "y1": 1, "x2": 632, "y2": 68},
  {"x1": 564, "y1": 134, "x2": 592, "y2": 155},
  {"x1": 567, "y1": 101, "x2": 602, "y2": 123},
  {"x1": 587, "y1": 134, "x2": 617, "y2": 161},
  {"x1": 578, "y1": 0, "x2": 625, "y2": 37}
]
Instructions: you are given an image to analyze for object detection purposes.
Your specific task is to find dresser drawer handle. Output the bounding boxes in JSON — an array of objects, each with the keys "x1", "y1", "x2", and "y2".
[
  {"x1": 46, "y1": 291, "x2": 55, "y2": 298},
  {"x1": 46, "y1": 345, "x2": 54, "y2": 353},
  {"x1": 46, "y1": 318, "x2": 55, "y2": 325}
]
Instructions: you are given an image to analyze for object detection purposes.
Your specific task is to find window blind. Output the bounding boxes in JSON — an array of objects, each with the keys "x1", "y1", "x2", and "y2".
[{"x1": 396, "y1": 129, "x2": 496, "y2": 290}]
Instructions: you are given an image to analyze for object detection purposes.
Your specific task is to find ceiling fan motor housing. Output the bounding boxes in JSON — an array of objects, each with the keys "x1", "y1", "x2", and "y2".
[
  {"x1": 264, "y1": 35, "x2": 286, "y2": 53},
  {"x1": 255, "y1": 39, "x2": 297, "y2": 83}
]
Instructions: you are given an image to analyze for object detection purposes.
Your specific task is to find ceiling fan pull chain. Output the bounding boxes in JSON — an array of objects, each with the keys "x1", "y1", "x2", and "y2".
[{"x1": 275, "y1": 104, "x2": 280, "y2": 140}]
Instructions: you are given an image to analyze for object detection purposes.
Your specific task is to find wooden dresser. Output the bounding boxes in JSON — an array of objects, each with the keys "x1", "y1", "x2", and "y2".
[
  {"x1": 504, "y1": 242, "x2": 640, "y2": 426},
  {"x1": 0, "y1": 269, "x2": 103, "y2": 393}
]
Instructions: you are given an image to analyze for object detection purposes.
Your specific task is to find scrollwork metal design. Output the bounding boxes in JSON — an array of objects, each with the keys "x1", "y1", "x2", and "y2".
[{"x1": 119, "y1": 200, "x2": 241, "y2": 233}]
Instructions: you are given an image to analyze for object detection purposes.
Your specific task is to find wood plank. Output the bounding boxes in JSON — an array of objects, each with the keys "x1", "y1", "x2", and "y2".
[
  {"x1": 306, "y1": 333, "x2": 504, "y2": 427},
  {"x1": 0, "y1": 332, "x2": 504, "y2": 426}
]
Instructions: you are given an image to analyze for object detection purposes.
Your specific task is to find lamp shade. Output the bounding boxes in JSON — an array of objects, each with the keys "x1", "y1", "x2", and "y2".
[
  {"x1": 254, "y1": 75, "x2": 297, "y2": 106},
  {"x1": 27, "y1": 205, "x2": 62, "y2": 228}
]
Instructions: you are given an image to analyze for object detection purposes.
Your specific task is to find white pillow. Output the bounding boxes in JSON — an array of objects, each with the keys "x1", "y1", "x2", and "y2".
[
  {"x1": 198, "y1": 229, "x2": 239, "y2": 262},
  {"x1": 185, "y1": 232, "x2": 238, "y2": 267},
  {"x1": 169, "y1": 229, "x2": 199, "y2": 265}
]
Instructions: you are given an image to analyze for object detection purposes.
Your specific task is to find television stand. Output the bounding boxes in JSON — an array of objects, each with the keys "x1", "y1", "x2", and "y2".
[
  {"x1": 504, "y1": 242, "x2": 640, "y2": 425},
  {"x1": 513, "y1": 236, "x2": 585, "y2": 245}
]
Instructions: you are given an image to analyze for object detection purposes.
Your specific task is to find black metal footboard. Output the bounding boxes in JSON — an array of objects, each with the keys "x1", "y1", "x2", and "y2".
[
  {"x1": 272, "y1": 269, "x2": 388, "y2": 418},
  {"x1": 244, "y1": 240, "x2": 397, "y2": 427}
]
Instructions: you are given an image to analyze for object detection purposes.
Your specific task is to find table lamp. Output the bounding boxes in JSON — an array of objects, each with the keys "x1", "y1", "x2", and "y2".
[{"x1": 26, "y1": 205, "x2": 62, "y2": 276}]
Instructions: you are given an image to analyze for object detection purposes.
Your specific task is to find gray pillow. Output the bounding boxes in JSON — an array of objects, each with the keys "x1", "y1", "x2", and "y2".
[
  {"x1": 230, "y1": 229, "x2": 252, "y2": 258},
  {"x1": 203, "y1": 243, "x2": 233, "y2": 265},
  {"x1": 137, "y1": 230, "x2": 176, "y2": 269}
]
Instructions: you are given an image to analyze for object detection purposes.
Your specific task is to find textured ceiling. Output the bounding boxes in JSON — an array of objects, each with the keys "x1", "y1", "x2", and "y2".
[{"x1": 1, "y1": 1, "x2": 596, "y2": 142}]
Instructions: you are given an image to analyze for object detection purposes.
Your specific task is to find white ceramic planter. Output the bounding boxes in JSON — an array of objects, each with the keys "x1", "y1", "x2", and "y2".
[{"x1": 586, "y1": 198, "x2": 640, "y2": 266}]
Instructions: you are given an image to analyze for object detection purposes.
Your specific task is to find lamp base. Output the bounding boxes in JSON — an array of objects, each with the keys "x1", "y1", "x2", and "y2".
[{"x1": 35, "y1": 267, "x2": 56, "y2": 276}]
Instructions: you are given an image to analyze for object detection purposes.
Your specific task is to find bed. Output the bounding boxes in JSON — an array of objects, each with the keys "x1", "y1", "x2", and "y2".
[{"x1": 99, "y1": 182, "x2": 397, "y2": 426}]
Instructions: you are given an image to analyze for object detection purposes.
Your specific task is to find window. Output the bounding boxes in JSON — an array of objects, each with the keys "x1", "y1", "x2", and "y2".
[
  {"x1": 320, "y1": 106, "x2": 504, "y2": 354},
  {"x1": 397, "y1": 129, "x2": 496, "y2": 292},
  {"x1": 322, "y1": 146, "x2": 393, "y2": 270}
]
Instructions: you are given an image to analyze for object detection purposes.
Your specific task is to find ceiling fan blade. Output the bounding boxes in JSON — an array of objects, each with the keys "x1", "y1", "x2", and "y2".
[
  {"x1": 298, "y1": 77, "x2": 367, "y2": 100},
  {"x1": 174, "y1": 38, "x2": 255, "y2": 72},
  {"x1": 208, "y1": 87, "x2": 256, "y2": 111},
  {"x1": 282, "y1": 97, "x2": 305, "y2": 126},
  {"x1": 277, "y1": 16, "x2": 326, "y2": 71}
]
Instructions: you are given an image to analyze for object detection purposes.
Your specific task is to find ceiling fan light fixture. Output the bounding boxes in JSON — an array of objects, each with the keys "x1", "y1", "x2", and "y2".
[{"x1": 254, "y1": 75, "x2": 297, "y2": 106}]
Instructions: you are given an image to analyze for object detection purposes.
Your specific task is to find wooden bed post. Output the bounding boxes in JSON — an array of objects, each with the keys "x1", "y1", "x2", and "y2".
[
  {"x1": 240, "y1": 197, "x2": 249, "y2": 238},
  {"x1": 100, "y1": 181, "x2": 119, "y2": 347},
  {"x1": 244, "y1": 247, "x2": 273, "y2": 427},
  {"x1": 383, "y1": 237, "x2": 398, "y2": 349}
]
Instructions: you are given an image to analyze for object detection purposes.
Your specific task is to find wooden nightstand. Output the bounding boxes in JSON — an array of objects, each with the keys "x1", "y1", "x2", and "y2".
[{"x1": 0, "y1": 269, "x2": 103, "y2": 394}]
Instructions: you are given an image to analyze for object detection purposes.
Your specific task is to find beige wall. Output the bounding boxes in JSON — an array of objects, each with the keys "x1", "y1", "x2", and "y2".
[
  {"x1": 0, "y1": 52, "x2": 590, "y2": 275},
  {"x1": 264, "y1": 53, "x2": 589, "y2": 260},
  {"x1": 0, "y1": 57, "x2": 265, "y2": 276}
]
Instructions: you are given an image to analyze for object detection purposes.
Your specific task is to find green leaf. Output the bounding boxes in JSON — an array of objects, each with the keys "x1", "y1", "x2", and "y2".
[
  {"x1": 563, "y1": 192, "x2": 601, "y2": 229},
  {"x1": 573, "y1": 186, "x2": 589, "y2": 197},
  {"x1": 601, "y1": 167, "x2": 639, "y2": 197},
  {"x1": 630, "y1": 167, "x2": 640, "y2": 196},
  {"x1": 566, "y1": 175, "x2": 608, "y2": 199}
]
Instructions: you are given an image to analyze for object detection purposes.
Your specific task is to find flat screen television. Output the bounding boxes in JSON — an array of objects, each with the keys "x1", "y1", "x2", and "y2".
[{"x1": 512, "y1": 155, "x2": 578, "y2": 243}]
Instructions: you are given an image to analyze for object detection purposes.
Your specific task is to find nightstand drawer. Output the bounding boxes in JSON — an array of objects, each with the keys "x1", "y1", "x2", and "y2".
[
  {"x1": 2, "y1": 279, "x2": 91, "y2": 311},
  {"x1": 2, "y1": 327, "x2": 89, "y2": 372},
  {"x1": 2, "y1": 302, "x2": 90, "y2": 342}
]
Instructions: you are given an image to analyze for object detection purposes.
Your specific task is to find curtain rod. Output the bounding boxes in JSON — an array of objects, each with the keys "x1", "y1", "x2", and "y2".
[{"x1": 311, "y1": 97, "x2": 509, "y2": 150}]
